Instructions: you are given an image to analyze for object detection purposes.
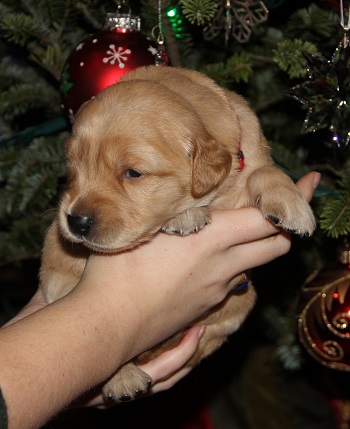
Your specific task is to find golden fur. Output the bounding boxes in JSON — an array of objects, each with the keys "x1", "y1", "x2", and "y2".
[{"x1": 40, "y1": 66, "x2": 315, "y2": 402}]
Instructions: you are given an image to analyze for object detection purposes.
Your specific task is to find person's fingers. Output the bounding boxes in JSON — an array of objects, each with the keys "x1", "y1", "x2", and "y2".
[
  {"x1": 76, "y1": 391, "x2": 106, "y2": 409},
  {"x1": 148, "y1": 366, "x2": 193, "y2": 394},
  {"x1": 82, "y1": 326, "x2": 205, "y2": 406},
  {"x1": 199, "y1": 207, "x2": 281, "y2": 250},
  {"x1": 234, "y1": 172, "x2": 320, "y2": 267},
  {"x1": 138, "y1": 325, "x2": 204, "y2": 386},
  {"x1": 204, "y1": 171, "x2": 320, "y2": 251},
  {"x1": 221, "y1": 172, "x2": 321, "y2": 290},
  {"x1": 225, "y1": 231, "x2": 291, "y2": 278},
  {"x1": 296, "y1": 171, "x2": 321, "y2": 202}
]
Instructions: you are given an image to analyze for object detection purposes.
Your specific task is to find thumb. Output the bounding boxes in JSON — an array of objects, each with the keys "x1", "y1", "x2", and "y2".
[{"x1": 296, "y1": 171, "x2": 321, "y2": 202}]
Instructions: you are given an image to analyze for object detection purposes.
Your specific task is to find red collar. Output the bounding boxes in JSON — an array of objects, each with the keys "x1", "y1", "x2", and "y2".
[{"x1": 238, "y1": 149, "x2": 245, "y2": 171}]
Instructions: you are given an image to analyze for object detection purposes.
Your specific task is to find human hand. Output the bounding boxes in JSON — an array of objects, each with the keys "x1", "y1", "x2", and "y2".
[
  {"x1": 80, "y1": 324, "x2": 205, "y2": 408},
  {"x1": 2, "y1": 171, "x2": 320, "y2": 415},
  {"x1": 77, "y1": 171, "x2": 320, "y2": 370},
  {"x1": 7, "y1": 171, "x2": 318, "y2": 335}
]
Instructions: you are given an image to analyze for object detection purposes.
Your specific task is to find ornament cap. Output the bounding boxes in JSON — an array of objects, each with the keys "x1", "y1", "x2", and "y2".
[{"x1": 105, "y1": 13, "x2": 141, "y2": 32}]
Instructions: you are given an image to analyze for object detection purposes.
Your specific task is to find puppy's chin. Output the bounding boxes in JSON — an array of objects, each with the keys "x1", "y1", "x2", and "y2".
[
  {"x1": 60, "y1": 227, "x2": 150, "y2": 254},
  {"x1": 80, "y1": 240, "x2": 121, "y2": 254},
  {"x1": 80, "y1": 238, "x2": 139, "y2": 254}
]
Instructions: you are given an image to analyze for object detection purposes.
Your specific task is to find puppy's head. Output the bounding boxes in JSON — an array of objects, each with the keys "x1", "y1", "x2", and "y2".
[{"x1": 58, "y1": 79, "x2": 232, "y2": 252}]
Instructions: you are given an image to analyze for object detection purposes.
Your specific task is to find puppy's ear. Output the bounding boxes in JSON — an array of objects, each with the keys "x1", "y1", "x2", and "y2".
[{"x1": 191, "y1": 137, "x2": 232, "y2": 198}]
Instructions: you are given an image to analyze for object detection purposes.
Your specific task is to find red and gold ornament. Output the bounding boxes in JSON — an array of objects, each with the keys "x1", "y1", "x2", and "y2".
[
  {"x1": 60, "y1": 12, "x2": 167, "y2": 121},
  {"x1": 298, "y1": 242, "x2": 350, "y2": 371}
]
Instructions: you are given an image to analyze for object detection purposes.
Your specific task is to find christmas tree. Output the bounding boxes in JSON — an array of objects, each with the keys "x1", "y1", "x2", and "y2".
[{"x1": 1, "y1": 0, "x2": 350, "y2": 427}]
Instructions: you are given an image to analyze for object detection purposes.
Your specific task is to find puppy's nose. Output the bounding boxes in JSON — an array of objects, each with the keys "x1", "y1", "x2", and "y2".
[{"x1": 67, "y1": 214, "x2": 93, "y2": 237}]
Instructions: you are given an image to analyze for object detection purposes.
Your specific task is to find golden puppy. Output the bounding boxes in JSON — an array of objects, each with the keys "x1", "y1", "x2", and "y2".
[{"x1": 40, "y1": 66, "x2": 315, "y2": 402}]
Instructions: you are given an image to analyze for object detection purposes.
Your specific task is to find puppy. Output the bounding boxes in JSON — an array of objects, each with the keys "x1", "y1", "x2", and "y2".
[{"x1": 40, "y1": 66, "x2": 315, "y2": 402}]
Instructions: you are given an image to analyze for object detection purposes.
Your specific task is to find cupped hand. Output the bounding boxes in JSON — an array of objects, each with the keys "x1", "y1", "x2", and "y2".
[
  {"x1": 3, "y1": 171, "x2": 320, "y2": 408},
  {"x1": 141, "y1": 171, "x2": 320, "y2": 383},
  {"x1": 78, "y1": 171, "x2": 320, "y2": 403}
]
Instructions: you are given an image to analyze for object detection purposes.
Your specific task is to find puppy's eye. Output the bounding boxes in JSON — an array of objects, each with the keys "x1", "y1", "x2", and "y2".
[{"x1": 125, "y1": 169, "x2": 143, "y2": 179}]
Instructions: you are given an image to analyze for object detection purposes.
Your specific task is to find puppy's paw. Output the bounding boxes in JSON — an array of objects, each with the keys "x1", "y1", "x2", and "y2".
[
  {"x1": 102, "y1": 362, "x2": 152, "y2": 403},
  {"x1": 246, "y1": 165, "x2": 316, "y2": 236},
  {"x1": 259, "y1": 188, "x2": 316, "y2": 236},
  {"x1": 161, "y1": 207, "x2": 210, "y2": 235}
]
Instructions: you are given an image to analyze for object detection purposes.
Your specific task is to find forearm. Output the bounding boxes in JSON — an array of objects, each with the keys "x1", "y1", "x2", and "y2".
[
  {"x1": 0, "y1": 246, "x2": 204, "y2": 429},
  {"x1": 0, "y1": 288, "x2": 128, "y2": 429}
]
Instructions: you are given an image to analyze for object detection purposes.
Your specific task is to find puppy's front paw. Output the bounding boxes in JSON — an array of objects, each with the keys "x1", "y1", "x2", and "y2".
[
  {"x1": 260, "y1": 189, "x2": 316, "y2": 236},
  {"x1": 102, "y1": 362, "x2": 152, "y2": 403},
  {"x1": 162, "y1": 207, "x2": 210, "y2": 235},
  {"x1": 247, "y1": 166, "x2": 316, "y2": 236}
]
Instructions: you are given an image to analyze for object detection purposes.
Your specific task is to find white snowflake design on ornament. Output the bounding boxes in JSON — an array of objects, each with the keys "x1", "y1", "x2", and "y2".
[{"x1": 102, "y1": 44, "x2": 131, "y2": 68}]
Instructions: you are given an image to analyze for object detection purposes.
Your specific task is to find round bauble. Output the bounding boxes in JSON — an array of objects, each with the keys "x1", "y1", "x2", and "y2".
[
  {"x1": 298, "y1": 247, "x2": 350, "y2": 371},
  {"x1": 60, "y1": 14, "x2": 159, "y2": 121}
]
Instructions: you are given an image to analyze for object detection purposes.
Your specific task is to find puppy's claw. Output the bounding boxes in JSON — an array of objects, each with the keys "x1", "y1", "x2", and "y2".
[
  {"x1": 102, "y1": 363, "x2": 152, "y2": 403},
  {"x1": 119, "y1": 394, "x2": 132, "y2": 402},
  {"x1": 162, "y1": 207, "x2": 211, "y2": 236},
  {"x1": 106, "y1": 394, "x2": 116, "y2": 402},
  {"x1": 267, "y1": 216, "x2": 314, "y2": 237},
  {"x1": 287, "y1": 228, "x2": 311, "y2": 237},
  {"x1": 267, "y1": 215, "x2": 281, "y2": 225}
]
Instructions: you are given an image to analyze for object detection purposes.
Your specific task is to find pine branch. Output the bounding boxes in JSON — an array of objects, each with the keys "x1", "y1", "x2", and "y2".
[
  {"x1": 201, "y1": 62, "x2": 228, "y2": 86},
  {"x1": 202, "y1": 52, "x2": 253, "y2": 85},
  {"x1": 0, "y1": 83, "x2": 60, "y2": 120},
  {"x1": 319, "y1": 194, "x2": 350, "y2": 238},
  {"x1": 319, "y1": 173, "x2": 350, "y2": 238},
  {"x1": 179, "y1": 0, "x2": 217, "y2": 25},
  {"x1": 0, "y1": 61, "x2": 42, "y2": 89},
  {"x1": 287, "y1": 3, "x2": 339, "y2": 42},
  {"x1": 0, "y1": 118, "x2": 13, "y2": 142},
  {"x1": 0, "y1": 216, "x2": 52, "y2": 265},
  {"x1": 76, "y1": 2, "x2": 104, "y2": 30},
  {"x1": 262, "y1": 306, "x2": 303, "y2": 371},
  {"x1": 0, "y1": 146, "x2": 18, "y2": 181},
  {"x1": 2, "y1": 134, "x2": 67, "y2": 216},
  {"x1": 273, "y1": 39, "x2": 319, "y2": 78},
  {"x1": 0, "y1": 10, "x2": 50, "y2": 47},
  {"x1": 225, "y1": 52, "x2": 253, "y2": 83}
]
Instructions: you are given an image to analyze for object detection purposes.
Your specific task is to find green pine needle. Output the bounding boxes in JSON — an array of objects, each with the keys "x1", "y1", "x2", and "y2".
[
  {"x1": 202, "y1": 52, "x2": 252, "y2": 85},
  {"x1": 287, "y1": 4, "x2": 338, "y2": 40},
  {"x1": 0, "y1": 12, "x2": 49, "y2": 46},
  {"x1": 319, "y1": 194, "x2": 350, "y2": 238},
  {"x1": 319, "y1": 173, "x2": 350, "y2": 238},
  {"x1": 180, "y1": 0, "x2": 217, "y2": 25},
  {"x1": 226, "y1": 52, "x2": 253, "y2": 83},
  {"x1": 273, "y1": 39, "x2": 319, "y2": 78},
  {"x1": 2, "y1": 134, "x2": 67, "y2": 215},
  {"x1": 0, "y1": 83, "x2": 60, "y2": 119}
]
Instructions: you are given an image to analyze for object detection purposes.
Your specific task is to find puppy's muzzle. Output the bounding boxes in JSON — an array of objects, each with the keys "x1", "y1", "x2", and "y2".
[{"x1": 67, "y1": 213, "x2": 93, "y2": 237}]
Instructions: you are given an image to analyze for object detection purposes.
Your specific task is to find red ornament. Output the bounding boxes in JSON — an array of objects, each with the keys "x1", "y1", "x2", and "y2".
[
  {"x1": 298, "y1": 243, "x2": 350, "y2": 371},
  {"x1": 60, "y1": 13, "x2": 161, "y2": 121}
]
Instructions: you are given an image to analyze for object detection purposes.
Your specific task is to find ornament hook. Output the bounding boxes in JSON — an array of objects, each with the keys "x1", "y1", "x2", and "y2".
[
  {"x1": 340, "y1": 0, "x2": 350, "y2": 46},
  {"x1": 152, "y1": 0, "x2": 169, "y2": 66},
  {"x1": 115, "y1": 0, "x2": 131, "y2": 15},
  {"x1": 224, "y1": 0, "x2": 232, "y2": 45}
]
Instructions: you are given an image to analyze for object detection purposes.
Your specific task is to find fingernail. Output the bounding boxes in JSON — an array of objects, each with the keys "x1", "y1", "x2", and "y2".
[
  {"x1": 198, "y1": 325, "x2": 206, "y2": 339},
  {"x1": 313, "y1": 172, "x2": 321, "y2": 190}
]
